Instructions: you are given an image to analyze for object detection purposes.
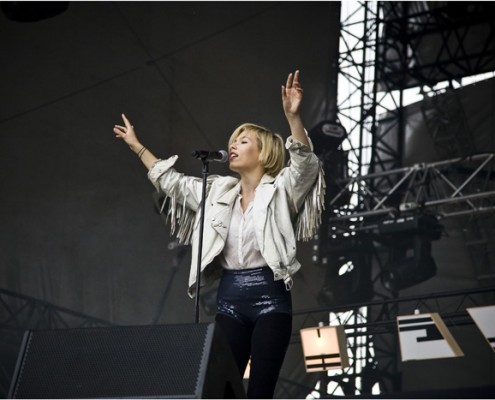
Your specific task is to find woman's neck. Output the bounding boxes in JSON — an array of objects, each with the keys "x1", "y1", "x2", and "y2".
[{"x1": 239, "y1": 169, "x2": 264, "y2": 197}]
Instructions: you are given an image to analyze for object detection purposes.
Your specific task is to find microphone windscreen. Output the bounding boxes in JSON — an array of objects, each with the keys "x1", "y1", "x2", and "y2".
[{"x1": 218, "y1": 150, "x2": 228, "y2": 163}]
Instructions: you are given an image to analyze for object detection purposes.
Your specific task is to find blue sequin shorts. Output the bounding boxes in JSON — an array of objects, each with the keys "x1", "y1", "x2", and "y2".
[{"x1": 216, "y1": 266, "x2": 292, "y2": 326}]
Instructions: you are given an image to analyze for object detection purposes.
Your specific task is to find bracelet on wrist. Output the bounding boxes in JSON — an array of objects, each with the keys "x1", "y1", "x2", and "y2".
[{"x1": 137, "y1": 146, "x2": 147, "y2": 159}]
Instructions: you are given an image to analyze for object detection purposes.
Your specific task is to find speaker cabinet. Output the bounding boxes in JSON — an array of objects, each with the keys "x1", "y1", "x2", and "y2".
[{"x1": 8, "y1": 323, "x2": 245, "y2": 398}]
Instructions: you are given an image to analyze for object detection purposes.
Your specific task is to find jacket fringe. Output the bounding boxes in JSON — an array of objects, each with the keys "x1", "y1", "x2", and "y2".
[
  {"x1": 295, "y1": 161, "x2": 326, "y2": 242},
  {"x1": 159, "y1": 190, "x2": 195, "y2": 245},
  {"x1": 149, "y1": 157, "x2": 197, "y2": 246}
]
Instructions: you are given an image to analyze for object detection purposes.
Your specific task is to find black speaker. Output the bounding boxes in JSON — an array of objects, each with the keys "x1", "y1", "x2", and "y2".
[{"x1": 8, "y1": 323, "x2": 245, "y2": 399}]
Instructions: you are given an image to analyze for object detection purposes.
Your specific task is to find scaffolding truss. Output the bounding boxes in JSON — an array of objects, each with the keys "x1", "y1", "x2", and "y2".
[
  {"x1": 376, "y1": 2, "x2": 495, "y2": 90},
  {"x1": 335, "y1": 1, "x2": 495, "y2": 223},
  {"x1": 312, "y1": 1, "x2": 495, "y2": 397},
  {"x1": 329, "y1": 153, "x2": 495, "y2": 224}
]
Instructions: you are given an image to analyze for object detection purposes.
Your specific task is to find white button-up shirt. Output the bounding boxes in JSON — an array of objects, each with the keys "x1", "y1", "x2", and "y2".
[{"x1": 220, "y1": 195, "x2": 268, "y2": 270}]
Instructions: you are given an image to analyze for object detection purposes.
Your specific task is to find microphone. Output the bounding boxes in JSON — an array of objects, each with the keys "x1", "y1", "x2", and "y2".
[{"x1": 191, "y1": 149, "x2": 228, "y2": 163}]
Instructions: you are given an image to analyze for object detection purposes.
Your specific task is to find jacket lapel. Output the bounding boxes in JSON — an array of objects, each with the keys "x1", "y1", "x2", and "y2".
[
  {"x1": 209, "y1": 182, "x2": 240, "y2": 241},
  {"x1": 215, "y1": 181, "x2": 241, "y2": 206},
  {"x1": 255, "y1": 174, "x2": 276, "y2": 209}
]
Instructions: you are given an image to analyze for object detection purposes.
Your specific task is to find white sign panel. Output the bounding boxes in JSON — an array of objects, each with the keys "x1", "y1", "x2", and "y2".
[
  {"x1": 467, "y1": 305, "x2": 495, "y2": 352},
  {"x1": 300, "y1": 325, "x2": 349, "y2": 372},
  {"x1": 397, "y1": 312, "x2": 463, "y2": 361}
]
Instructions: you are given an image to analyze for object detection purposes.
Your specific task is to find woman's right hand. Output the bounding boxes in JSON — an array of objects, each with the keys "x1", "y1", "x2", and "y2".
[
  {"x1": 114, "y1": 113, "x2": 158, "y2": 170},
  {"x1": 113, "y1": 113, "x2": 141, "y2": 153}
]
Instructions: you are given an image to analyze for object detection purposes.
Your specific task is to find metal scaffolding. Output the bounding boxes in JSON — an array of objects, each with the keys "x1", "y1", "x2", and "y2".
[{"x1": 311, "y1": 1, "x2": 495, "y2": 397}]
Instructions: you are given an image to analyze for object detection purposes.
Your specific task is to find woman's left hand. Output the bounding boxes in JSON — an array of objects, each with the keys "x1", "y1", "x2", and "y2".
[{"x1": 282, "y1": 70, "x2": 303, "y2": 117}]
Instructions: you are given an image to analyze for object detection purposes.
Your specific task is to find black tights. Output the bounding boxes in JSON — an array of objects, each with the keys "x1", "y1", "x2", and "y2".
[{"x1": 215, "y1": 312, "x2": 292, "y2": 399}]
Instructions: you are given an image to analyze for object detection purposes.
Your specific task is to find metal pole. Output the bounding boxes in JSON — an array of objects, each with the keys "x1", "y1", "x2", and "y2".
[{"x1": 194, "y1": 161, "x2": 209, "y2": 324}]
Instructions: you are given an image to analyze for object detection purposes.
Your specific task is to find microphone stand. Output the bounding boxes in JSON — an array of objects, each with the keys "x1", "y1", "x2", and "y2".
[{"x1": 194, "y1": 158, "x2": 209, "y2": 324}]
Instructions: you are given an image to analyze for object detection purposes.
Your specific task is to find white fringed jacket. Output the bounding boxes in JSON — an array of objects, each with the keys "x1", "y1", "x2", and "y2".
[{"x1": 147, "y1": 136, "x2": 325, "y2": 298}]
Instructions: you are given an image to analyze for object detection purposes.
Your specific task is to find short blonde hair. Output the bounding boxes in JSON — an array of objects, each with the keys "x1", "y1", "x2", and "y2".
[{"x1": 228, "y1": 123, "x2": 285, "y2": 177}]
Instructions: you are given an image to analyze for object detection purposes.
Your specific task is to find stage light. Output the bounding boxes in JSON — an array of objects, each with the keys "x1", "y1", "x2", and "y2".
[
  {"x1": 309, "y1": 120, "x2": 347, "y2": 151},
  {"x1": 300, "y1": 324, "x2": 349, "y2": 372},
  {"x1": 316, "y1": 237, "x2": 374, "y2": 307},
  {"x1": 380, "y1": 236, "x2": 437, "y2": 292},
  {"x1": 397, "y1": 311, "x2": 463, "y2": 361},
  {"x1": 379, "y1": 214, "x2": 442, "y2": 292}
]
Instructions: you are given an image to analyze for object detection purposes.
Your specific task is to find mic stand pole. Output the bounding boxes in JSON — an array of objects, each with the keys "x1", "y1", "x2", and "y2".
[{"x1": 194, "y1": 159, "x2": 209, "y2": 324}]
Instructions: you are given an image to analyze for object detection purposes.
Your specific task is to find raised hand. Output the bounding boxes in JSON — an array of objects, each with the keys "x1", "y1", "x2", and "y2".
[
  {"x1": 113, "y1": 113, "x2": 157, "y2": 169},
  {"x1": 113, "y1": 114, "x2": 141, "y2": 152},
  {"x1": 281, "y1": 70, "x2": 304, "y2": 117},
  {"x1": 281, "y1": 70, "x2": 309, "y2": 147}
]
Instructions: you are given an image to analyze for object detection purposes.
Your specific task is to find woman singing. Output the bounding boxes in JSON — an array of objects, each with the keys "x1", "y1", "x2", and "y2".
[{"x1": 113, "y1": 70, "x2": 324, "y2": 398}]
